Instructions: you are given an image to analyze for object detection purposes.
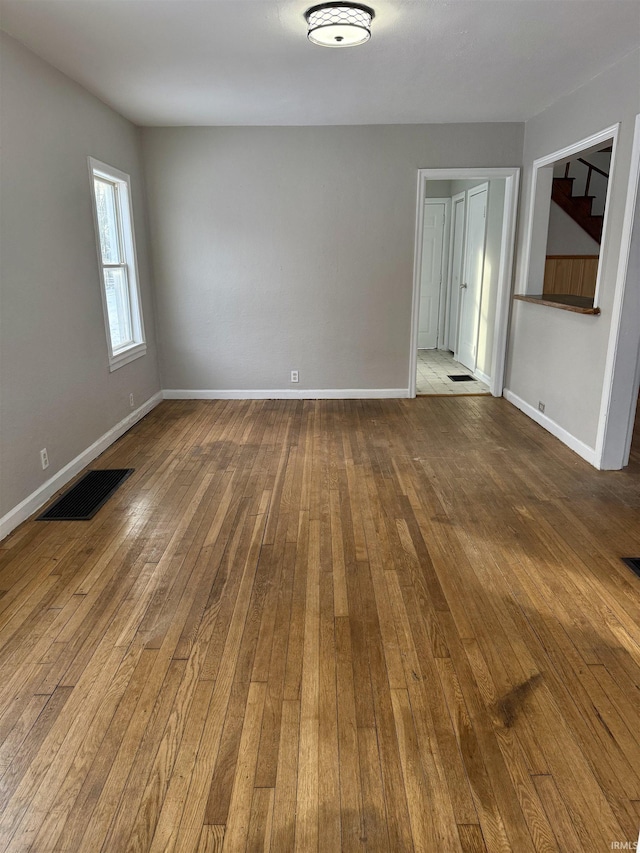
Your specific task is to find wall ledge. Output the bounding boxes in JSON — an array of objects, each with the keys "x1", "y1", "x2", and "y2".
[{"x1": 513, "y1": 294, "x2": 600, "y2": 315}]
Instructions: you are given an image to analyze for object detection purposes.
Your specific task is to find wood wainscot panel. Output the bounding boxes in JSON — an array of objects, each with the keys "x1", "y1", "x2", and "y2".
[{"x1": 543, "y1": 255, "x2": 599, "y2": 299}]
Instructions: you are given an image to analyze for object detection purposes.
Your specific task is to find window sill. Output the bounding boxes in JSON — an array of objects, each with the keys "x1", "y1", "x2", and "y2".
[
  {"x1": 513, "y1": 294, "x2": 600, "y2": 315},
  {"x1": 109, "y1": 343, "x2": 147, "y2": 372}
]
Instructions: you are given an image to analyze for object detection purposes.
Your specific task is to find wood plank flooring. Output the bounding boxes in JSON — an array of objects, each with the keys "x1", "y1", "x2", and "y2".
[{"x1": 0, "y1": 397, "x2": 639, "y2": 852}]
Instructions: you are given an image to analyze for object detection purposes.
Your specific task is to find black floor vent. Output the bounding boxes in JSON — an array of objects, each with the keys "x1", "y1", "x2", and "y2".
[
  {"x1": 448, "y1": 374, "x2": 476, "y2": 382},
  {"x1": 621, "y1": 558, "x2": 640, "y2": 578},
  {"x1": 37, "y1": 469, "x2": 134, "y2": 521}
]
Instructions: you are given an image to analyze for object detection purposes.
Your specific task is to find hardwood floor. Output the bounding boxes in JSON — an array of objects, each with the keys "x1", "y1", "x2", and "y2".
[{"x1": 1, "y1": 397, "x2": 639, "y2": 852}]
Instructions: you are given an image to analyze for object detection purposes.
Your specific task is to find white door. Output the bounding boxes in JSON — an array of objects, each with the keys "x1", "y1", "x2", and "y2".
[
  {"x1": 446, "y1": 192, "x2": 466, "y2": 352},
  {"x1": 456, "y1": 184, "x2": 488, "y2": 371},
  {"x1": 418, "y1": 201, "x2": 447, "y2": 349}
]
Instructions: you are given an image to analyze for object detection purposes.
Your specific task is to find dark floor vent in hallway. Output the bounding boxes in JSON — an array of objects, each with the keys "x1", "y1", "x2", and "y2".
[
  {"x1": 37, "y1": 469, "x2": 134, "y2": 521},
  {"x1": 621, "y1": 558, "x2": 640, "y2": 578},
  {"x1": 448, "y1": 374, "x2": 476, "y2": 382}
]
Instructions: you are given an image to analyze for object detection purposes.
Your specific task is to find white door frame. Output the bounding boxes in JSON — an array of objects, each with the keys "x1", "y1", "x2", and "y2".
[
  {"x1": 409, "y1": 167, "x2": 520, "y2": 398},
  {"x1": 595, "y1": 113, "x2": 640, "y2": 469},
  {"x1": 418, "y1": 198, "x2": 451, "y2": 351}
]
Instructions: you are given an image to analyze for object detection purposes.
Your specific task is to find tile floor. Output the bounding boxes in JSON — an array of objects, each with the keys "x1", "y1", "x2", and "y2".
[{"x1": 416, "y1": 349, "x2": 491, "y2": 395}]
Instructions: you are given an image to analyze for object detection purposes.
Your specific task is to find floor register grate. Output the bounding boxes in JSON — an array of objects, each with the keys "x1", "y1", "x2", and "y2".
[
  {"x1": 621, "y1": 557, "x2": 640, "y2": 579},
  {"x1": 448, "y1": 374, "x2": 476, "y2": 382},
  {"x1": 37, "y1": 469, "x2": 134, "y2": 521}
]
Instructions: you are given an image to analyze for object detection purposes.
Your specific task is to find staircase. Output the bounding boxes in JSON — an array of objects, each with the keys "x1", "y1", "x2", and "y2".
[{"x1": 551, "y1": 158, "x2": 608, "y2": 244}]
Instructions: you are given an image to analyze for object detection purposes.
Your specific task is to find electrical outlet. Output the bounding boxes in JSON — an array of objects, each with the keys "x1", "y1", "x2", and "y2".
[
  {"x1": 129, "y1": 393, "x2": 135, "y2": 408},
  {"x1": 538, "y1": 401, "x2": 545, "y2": 414},
  {"x1": 40, "y1": 448, "x2": 49, "y2": 470},
  {"x1": 290, "y1": 370, "x2": 299, "y2": 383}
]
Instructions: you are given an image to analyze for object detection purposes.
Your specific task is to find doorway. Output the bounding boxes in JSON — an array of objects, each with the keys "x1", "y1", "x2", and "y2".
[
  {"x1": 411, "y1": 169, "x2": 520, "y2": 398},
  {"x1": 414, "y1": 180, "x2": 489, "y2": 395},
  {"x1": 415, "y1": 349, "x2": 489, "y2": 396}
]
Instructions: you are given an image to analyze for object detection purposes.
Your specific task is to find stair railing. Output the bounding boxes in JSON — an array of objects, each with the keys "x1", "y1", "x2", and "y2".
[{"x1": 563, "y1": 158, "x2": 609, "y2": 199}]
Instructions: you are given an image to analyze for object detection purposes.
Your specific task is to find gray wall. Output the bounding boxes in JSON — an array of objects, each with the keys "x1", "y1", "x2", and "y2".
[
  {"x1": 141, "y1": 124, "x2": 523, "y2": 393},
  {"x1": 425, "y1": 180, "x2": 452, "y2": 198},
  {"x1": 505, "y1": 49, "x2": 640, "y2": 449},
  {"x1": 0, "y1": 34, "x2": 161, "y2": 518}
]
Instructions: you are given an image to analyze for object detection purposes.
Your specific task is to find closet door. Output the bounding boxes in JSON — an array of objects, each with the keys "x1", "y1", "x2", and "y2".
[
  {"x1": 446, "y1": 192, "x2": 466, "y2": 352},
  {"x1": 456, "y1": 184, "x2": 488, "y2": 371},
  {"x1": 418, "y1": 200, "x2": 447, "y2": 349}
]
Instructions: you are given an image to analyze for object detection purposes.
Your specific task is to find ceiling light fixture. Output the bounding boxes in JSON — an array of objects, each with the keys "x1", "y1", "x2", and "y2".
[{"x1": 305, "y1": 2, "x2": 375, "y2": 48}]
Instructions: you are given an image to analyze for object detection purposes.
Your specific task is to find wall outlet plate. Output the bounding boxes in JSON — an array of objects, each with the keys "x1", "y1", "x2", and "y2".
[
  {"x1": 538, "y1": 401, "x2": 545, "y2": 413},
  {"x1": 291, "y1": 370, "x2": 299, "y2": 383},
  {"x1": 40, "y1": 448, "x2": 49, "y2": 470}
]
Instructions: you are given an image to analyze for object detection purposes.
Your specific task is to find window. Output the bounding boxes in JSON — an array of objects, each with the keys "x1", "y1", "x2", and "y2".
[{"x1": 89, "y1": 158, "x2": 146, "y2": 370}]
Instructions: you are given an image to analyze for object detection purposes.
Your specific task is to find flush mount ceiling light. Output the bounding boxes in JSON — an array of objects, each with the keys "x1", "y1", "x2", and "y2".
[{"x1": 305, "y1": 2, "x2": 375, "y2": 47}]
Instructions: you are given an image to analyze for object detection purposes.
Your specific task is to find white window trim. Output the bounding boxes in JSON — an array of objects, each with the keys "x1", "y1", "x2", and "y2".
[
  {"x1": 88, "y1": 157, "x2": 146, "y2": 372},
  {"x1": 517, "y1": 123, "x2": 619, "y2": 307}
]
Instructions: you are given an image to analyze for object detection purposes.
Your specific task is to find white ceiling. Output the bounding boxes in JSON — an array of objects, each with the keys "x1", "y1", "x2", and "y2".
[{"x1": 1, "y1": 0, "x2": 639, "y2": 126}]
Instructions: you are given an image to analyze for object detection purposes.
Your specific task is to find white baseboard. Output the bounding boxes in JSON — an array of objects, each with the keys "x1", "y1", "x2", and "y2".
[
  {"x1": 162, "y1": 388, "x2": 410, "y2": 400},
  {"x1": 503, "y1": 388, "x2": 598, "y2": 467},
  {"x1": 0, "y1": 391, "x2": 163, "y2": 542},
  {"x1": 474, "y1": 368, "x2": 491, "y2": 387}
]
